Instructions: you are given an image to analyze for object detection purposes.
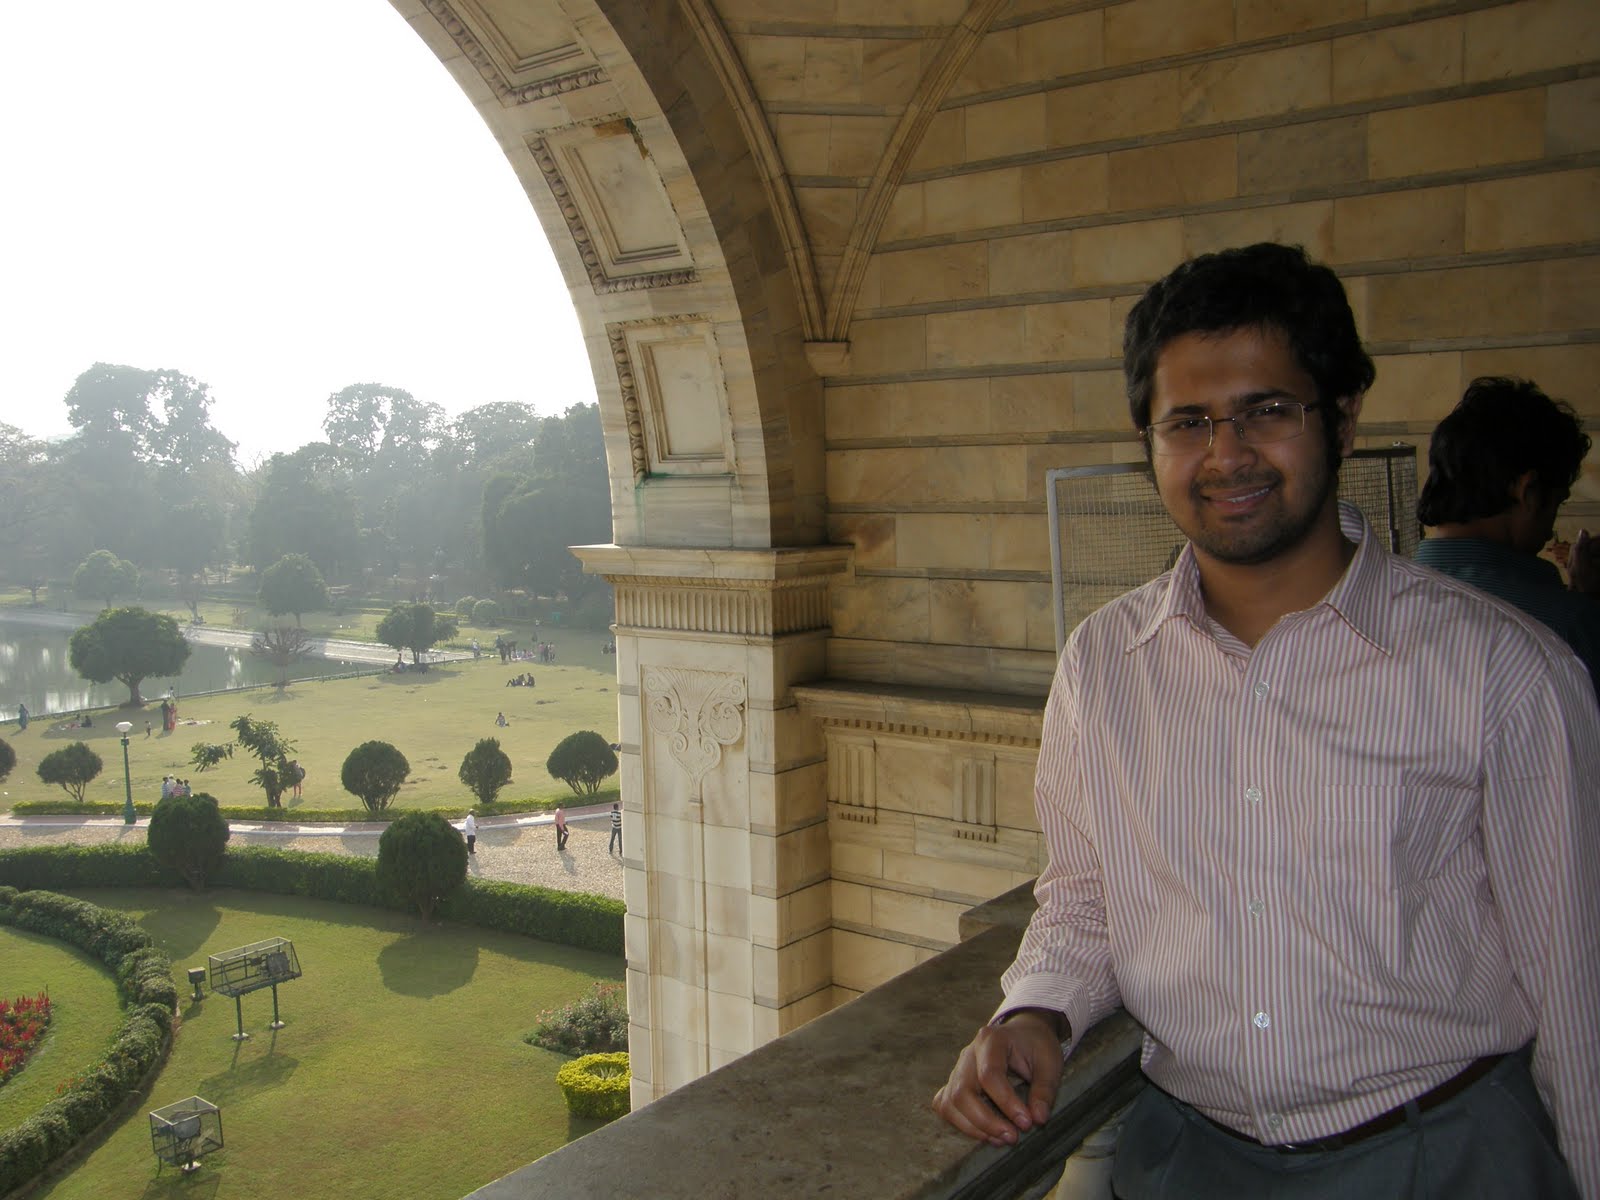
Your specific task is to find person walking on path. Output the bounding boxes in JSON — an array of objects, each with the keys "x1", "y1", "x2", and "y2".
[
  {"x1": 462, "y1": 811, "x2": 477, "y2": 856},
  {"x1": 15, "y1": 703, "x2": 27, "y2": 732},
  {"x1": 608, "y1": 803, "x2": 622, "y2": 855},
  {"x1": 554, "y1": 805, "x2": 568, "y2": 852}
]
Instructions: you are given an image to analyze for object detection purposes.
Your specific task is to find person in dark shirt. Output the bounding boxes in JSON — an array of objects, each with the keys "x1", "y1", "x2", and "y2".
[{"x1": 1415, "y1": 375, "x2": 1600, "y2": 693}]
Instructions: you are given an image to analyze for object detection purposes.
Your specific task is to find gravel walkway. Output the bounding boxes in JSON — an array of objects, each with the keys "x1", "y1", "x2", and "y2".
[{"x1": 0, "y1": 805, "x2": 624, "y2": 901}]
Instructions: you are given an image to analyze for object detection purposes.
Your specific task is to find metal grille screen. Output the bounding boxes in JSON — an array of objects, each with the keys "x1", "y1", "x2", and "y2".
[{"x1": 1048, "y1": 447, "x2": 1419, "y2": 651}]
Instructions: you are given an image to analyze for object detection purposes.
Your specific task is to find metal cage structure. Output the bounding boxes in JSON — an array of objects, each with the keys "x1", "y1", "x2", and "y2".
[
  {"x1": 207, "y1": 937, "x2": 303, "y2": 1039},
  {"x1": 149, "y1": 1096, "x2": 223, "y2": 1174},
  {"x1": 1047, "y1": 445, "x2": 1420, "y2": 652}
]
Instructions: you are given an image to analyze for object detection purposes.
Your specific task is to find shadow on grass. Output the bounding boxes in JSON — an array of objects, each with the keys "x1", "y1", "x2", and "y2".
[
  {"x1": 137, "y1": 894, "x2": 224, "y2": 961},
  {"x1": 140, "y1": 1166, "x2": 222, "y2": 1200},
  {"x1": 378, "y1": 931, "x2": 480, "y2": 997},
  {"x1": 197, "y1": 1041, "x2": 300, "y2": 1105}
]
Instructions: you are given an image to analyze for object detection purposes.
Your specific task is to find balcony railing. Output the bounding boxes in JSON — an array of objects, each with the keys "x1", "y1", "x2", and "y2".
[{"x1": 467, "y1": 885, "x2": 1143, "y2": 1200}]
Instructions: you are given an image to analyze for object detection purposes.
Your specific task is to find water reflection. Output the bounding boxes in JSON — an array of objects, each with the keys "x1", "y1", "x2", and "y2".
[{"x1": 0, "y1": 618, "x2": 367, "y2": 720}]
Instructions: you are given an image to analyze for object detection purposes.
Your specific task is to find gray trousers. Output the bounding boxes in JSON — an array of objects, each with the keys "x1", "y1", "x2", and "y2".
[{"x1": 1112, "y1": 1053, "x2": 1578, "y2": 1200}]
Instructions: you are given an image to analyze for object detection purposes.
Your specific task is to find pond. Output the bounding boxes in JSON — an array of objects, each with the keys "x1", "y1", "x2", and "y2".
[{"x1": 0, "y1": 617, "x2": 374, "y2": 721}]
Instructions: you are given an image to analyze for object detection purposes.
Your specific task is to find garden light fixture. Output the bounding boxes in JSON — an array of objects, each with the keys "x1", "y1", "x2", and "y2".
[{"x1": 115, "y1": 722, "x2": 135, "y2": 825}]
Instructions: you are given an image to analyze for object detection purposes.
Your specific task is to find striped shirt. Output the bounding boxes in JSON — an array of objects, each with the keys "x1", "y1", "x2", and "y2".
[{"x1": 1001, "y1": 503, "x2": 1600, "y2": 1192}]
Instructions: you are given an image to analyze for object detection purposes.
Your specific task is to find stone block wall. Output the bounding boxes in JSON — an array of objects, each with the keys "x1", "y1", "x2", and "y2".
[{"x1": 824, "y1": 0, "x2": 1600, "y2": 698}]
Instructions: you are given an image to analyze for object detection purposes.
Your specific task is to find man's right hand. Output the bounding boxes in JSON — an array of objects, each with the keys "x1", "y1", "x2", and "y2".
[{"x1": 931, "y1": 1008, "x2": 1066, "y2": 1147}]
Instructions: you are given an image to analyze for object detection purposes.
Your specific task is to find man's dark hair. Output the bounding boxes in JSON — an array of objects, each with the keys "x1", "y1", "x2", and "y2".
[
  {"x1": 1416, "y1": 376, "x2": 1589, "y2": 526},
  {"x1": 1123, "y1": 243, "x2": 1376, "y2": 458}
]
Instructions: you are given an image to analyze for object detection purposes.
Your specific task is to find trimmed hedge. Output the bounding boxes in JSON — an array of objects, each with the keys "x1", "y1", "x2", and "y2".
[
  {"x1": 0, "y1": 889, "x2": 177, "y2": 1196},
  {"x1": 0, "y1": 845, "x2": 625, "y2": 957},
  {"x1": 11, "y1": 797, "x2": 581, "y2": 821},
  {"x1": 555, "y1": 1052, "x2": 631, "y2": 1121}
]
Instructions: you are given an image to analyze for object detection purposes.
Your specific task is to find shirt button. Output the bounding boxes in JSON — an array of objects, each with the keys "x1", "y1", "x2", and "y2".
[
  {"x1": 1252, "y1": 681, "x2": 1270, "y2": 699},
  {"x1": 1267, "y1": 1113, "x2": 1284, "y2": 1131},
  {"x1": 1244, "y1": 786, "x2": 1262, "y2": 804},
  {"x1": 1252, "y1": 1011, "x2": 1271, "y2": 1030},
  {"x1": 1248, "y1": 898, "x2": 1265, "y2": 917}
]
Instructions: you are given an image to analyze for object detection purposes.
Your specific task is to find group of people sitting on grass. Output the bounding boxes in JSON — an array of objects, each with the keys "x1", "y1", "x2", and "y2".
[{"x1": 506, "y1": 673, "x2": 536, "y2": 687}]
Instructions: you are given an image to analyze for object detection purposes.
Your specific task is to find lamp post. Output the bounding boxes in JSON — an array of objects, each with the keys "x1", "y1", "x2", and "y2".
[{"x1": 115, "y1": 721, "x2": 136, "y2": 825}]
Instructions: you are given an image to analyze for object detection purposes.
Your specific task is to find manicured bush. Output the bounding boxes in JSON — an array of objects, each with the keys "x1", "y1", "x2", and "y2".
[
  {"x1": 341, "y1": 740, "x2": 411, "y2": 813},
  {"x1": 0, "y1": 845, "x2": 625, "y2": 955},
  {"x1": 0, "y1": 891, "x2": 177, "y2": 1196},
  {"x1": 147, "y1": 791, "x2": 231, "y2": 890},
  {"x1": 546, "y1": 731, "x2": 618, "y2": 797},
  {"x1": 526, "y1": 982, "x2": 627, "y2": 1055},
  {"x1": 376, "y1": 811, "x2": 468, "y2": 920},
  {"x1": 459, "y1": 737, "x2": 513, "y2": 806},
  {"x1": 455, "y1": 596, "x2": 478, "y2": 619},
  {"x1": 0, "y1": 735, "x2": 15, "y2": 783},
  {"x1": 471, "y1": 598, "x2": 500, "y2": 626},
  {"x1": 555, "y1": 1052, "x2": 630, "y2": 1121},
  {"x1": 35, "y1": 742, "x2": 103, "y2": 803}
]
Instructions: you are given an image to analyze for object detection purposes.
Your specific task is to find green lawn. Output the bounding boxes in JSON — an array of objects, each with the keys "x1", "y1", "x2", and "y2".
[
  {"x1": 0, "y1": 931, "x2": 123, "y2": 1130},
  {"x1": 1, "y1": 643, "x2": 619, "y2": 816},
  {"x1": 11, "y1": 887, "x2": 623, "y2": 1200}
]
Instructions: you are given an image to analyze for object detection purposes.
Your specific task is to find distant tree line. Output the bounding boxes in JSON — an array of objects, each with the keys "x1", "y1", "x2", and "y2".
[{"x1": 0, "y1": 366, "x2": 611, "y2": 614}]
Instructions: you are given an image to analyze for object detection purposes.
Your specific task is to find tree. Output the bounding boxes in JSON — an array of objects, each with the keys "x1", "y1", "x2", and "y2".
[
  {"x1": 376, "y1": 810, "x2": 467, "y2": 921},
  {"x1": 376, "y1": 602, "x2": 458, "y2": 665},
  {"x1": 155, "y1": 500, "x2": 227, "y2": 619},
  {"x1": 480, "y1": 403, "x2": 611, "y2": 601},
  {"x1": 36, "y1": 742, "x2": 103, "y2": 803},
  {"x1": 546, "y1": 731, "x2": 619, "y2": 797},
  {"x1": 148, "y1": 792, "x2": 230, "y2": 889},
  {"x1": 341, "y1": 740, "x2": 411, "y2": 813},
  {"x1": 244, "y1": 446, "x2": 361, "y2": 576},
  {"x1": 471, "y1": 598, "x2": 500, "y2": 626},
  {"x1": 69, "y1": 606, "x2": 191, "y2": 707},
  {"x1": 230, "y1": 713, "x2": 296, "y2": 807},
  {"x1": 73, "y1": 549, "x2": 140, "y2": 609},
  {"x1": 189, "y1": 742, "x2": 234, "y2": 771},
  {"x1": 322, "y1": 384, "x2": 445, "y2": 471},
  {"x1": 250, "y1": 624, "x2": 314, "y2": 687},
  {"x1": 0, "y1": 735, "x2": 15, "y2": 783},
  {"x1": 459, "y1": 738, "x2": 513, "y2": 806},
  {"x1": 258, "y1": 554, "x2": 328, "y2": 626}
]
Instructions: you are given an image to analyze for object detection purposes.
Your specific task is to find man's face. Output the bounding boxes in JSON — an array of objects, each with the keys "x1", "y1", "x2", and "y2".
[{"x1": 1147, "y1": 327, "x2": 1354, "y2": 567}]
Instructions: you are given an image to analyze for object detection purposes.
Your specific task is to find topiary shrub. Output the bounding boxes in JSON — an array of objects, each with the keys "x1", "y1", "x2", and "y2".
[
  {"x1": 455, "y1": 596, "x2": 478, "y2": 619},
  {"x1": 36, "y1": 743, "x2": 103, "y2": 803},
  {"x1": 459, "y1": 737, "x2": 513, "y2": 806},
  {"x1": 526, "y1": 982, "x2": 627, "y2": 1055},
  {"x1": 555, "y1": 1052, "x2": 630, "y2": 1121},
  {"x1": 471, "y1": 598, "x2": 500, "y2": 626},
  {"x1": 147, "y1": 791, "x2": 230, "y2": 890},
  {"x1": 341, "y1": 740, "x2": 411, "y2": 813},
  {"x1": 0, "y1": 735, "x2": 14, "y2": 783},
  {"x1": 376, "y1": 811, "x2": 468, "y2": 920},
  {"x1": 545, "y1": 731, "x2": 619, "y2": 797}
]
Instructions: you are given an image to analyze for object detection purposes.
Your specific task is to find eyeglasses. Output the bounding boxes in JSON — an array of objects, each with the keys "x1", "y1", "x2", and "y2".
[{"x1": 1143, "y1": 401, "x2": 1323, "y2": 455}]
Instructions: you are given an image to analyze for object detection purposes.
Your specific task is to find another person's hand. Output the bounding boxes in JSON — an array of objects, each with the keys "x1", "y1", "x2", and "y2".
[
  {"x1": 931, "y1": 1008, "x2": 1066, "y2": 1147},
  {"x1": 1569, "y1": 529, "x2": 1600, "y2": 596}
]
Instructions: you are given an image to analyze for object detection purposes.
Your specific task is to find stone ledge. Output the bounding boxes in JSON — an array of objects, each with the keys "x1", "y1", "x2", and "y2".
[
  {"x1": 572, "y1": 543, "x2": 854, "y2": 583},
  {"x1": 466, "y1": 920, "x2": 1142, "y2": 1200},
  {"x1": 795, "y1": 679, "x2": 1047, "y2": 745}
]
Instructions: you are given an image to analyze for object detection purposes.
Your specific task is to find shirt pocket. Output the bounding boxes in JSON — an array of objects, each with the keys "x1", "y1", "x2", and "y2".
[{"x1": 1314, "y1": 785, "x2": 1479, "y2": 896}]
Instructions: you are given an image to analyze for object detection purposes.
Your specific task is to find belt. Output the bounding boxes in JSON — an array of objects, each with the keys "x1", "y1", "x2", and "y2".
[{"x1": 1208, "y1": 1052, "x2": 1508, "y2": 1155}]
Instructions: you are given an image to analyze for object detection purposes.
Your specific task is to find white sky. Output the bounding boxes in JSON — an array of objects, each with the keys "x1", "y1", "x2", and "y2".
[{"x1": 0, "y1": 0, "x2": 596, "y2": 466}]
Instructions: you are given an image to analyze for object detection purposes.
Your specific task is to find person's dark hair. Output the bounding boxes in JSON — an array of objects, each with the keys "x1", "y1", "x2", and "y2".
[
  {"x1": 1123, "y1": 243, "x2": 1376, "y2": 459},
  {"x1": 1416, "y1": 376, "x2": 1589, "y2": 526}
]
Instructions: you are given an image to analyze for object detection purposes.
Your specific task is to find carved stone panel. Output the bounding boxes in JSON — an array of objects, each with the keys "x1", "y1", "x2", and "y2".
[
  {"x1": 953, "y1": 754, "x2": 998, "y2": 843},
  {"x1": 425, "y1": 0, "x2": 606, "y2": 103},
  {"x1": 827, "y1": 736, "x2": 877, "y2": 824},
  {"x1": 532, "y1": 124, "x2": 697, "y2": 294},
  {"x1": 643, "y1": 667, "x2": 748, "y2": 803},
  {"x1": 608, "y1": 319, "x2": 732, "y2": 478}
]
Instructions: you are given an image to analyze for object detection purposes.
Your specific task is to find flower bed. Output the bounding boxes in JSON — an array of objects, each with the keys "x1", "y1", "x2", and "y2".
[{"x1": 0, "y1": 994, "x2": 52, "y2": 1085}]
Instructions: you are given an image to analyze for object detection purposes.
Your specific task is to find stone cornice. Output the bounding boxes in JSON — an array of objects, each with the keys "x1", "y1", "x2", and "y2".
[
  {"x1": 794, "y1": 680, "x2": 1044, "y2": 748},
  {"x1": 572, "y1": 544, "x2": 852, "y2": 583}
]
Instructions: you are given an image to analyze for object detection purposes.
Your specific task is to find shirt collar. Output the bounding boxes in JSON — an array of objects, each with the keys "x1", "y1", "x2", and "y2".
[{"x1": 1128, "y1": 500, "x2": 1394, "y2": 654}]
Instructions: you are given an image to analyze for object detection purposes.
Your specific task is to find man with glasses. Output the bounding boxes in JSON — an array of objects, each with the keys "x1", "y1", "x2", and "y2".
[{"x1": 932, "y1": 243, "x2": 1598, "y2": 1197}]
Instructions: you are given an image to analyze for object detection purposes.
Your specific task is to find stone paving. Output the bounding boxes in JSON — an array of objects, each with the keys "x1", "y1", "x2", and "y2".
[{"x1": 0, "y1": 803, "x2": 624, "y2": 901}]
